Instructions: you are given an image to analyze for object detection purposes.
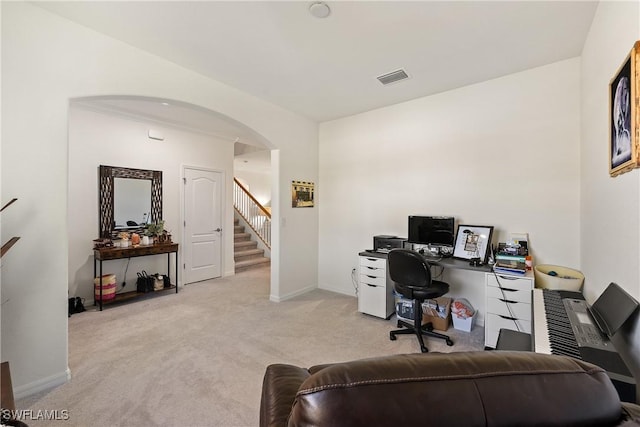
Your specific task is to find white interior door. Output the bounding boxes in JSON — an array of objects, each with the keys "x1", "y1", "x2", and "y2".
[{"x1": 183, "y1": 167, "x2": 223, "y2": 284}]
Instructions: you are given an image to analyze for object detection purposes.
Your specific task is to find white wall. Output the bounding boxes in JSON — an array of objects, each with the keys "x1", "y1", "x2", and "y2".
[
  {"x1": 580, "y1": 0, "x2": 640, "y2": 400},
  {"x1": 68, "y1": 105, "x2": 236, "y2": 302},
  {"x1": 318, "y1": 59, "x2": 581, "y2": 298},
  {"x1": 580, "y1": 1, "x2": 640, "y2": 302},
  {"x1": 234, "y1": 169, "x2": 272, "y2": 207},
  {"x1": 1, "y1": 2, "x2": 318, "y2": 397}
]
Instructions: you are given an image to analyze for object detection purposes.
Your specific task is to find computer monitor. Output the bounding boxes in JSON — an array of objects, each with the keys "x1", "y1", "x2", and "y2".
[
  {"x1": 590, "y1": 282, "x2": 639, "y2": 337},
  {"x1": 407, "y1": 216, "x2": 455, "y2": 248}
]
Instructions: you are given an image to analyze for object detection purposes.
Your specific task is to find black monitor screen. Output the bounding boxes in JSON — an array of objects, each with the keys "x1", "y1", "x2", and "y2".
[
  {"x1": 590, "y1": 282, "x2": 639, "y2": 337},
  {"x1": 408, "y1": 216, "x2": 454, "y2": 246}
]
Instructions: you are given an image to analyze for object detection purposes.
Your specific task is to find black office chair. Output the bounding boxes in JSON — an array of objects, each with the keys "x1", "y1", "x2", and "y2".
[{"x1": 388, "y1": 248, "x2": 454, "y2": 352}]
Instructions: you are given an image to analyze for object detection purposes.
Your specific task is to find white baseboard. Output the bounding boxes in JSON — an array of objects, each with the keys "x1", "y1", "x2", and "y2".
[
  {"x1": 270, "y1": 284, "x2": 315, "y2": 302},
  {"x1": 318, "y1": 283, "x2": 356, "y2": 297},
  {"x1": 13, "y1": 368, "x2": 71, "y2": 400}
]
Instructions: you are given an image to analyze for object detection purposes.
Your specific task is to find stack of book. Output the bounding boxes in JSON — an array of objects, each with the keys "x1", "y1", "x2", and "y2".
[{"x1": 493, "y1": 254, "x2": 527, "y2": 275}]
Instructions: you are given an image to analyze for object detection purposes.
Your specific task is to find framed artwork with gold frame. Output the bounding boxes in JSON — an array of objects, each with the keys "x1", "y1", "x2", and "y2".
[
  {"x1": 291, "y1": 180, "x2": 314, "y2": 208},
  {"x1": 609, "y1": 41, "x2": 640, "y2": 177}
]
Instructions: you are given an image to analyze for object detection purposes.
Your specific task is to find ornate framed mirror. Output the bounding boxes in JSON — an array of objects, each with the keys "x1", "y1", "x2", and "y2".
[{"x1": 99, "y1": 165, "x2": 162, "y2": 238}]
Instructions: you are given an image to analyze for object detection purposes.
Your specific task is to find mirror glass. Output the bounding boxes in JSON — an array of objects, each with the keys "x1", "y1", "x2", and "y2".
[
  {"x1": 99, "y1": 165, "x2": 162, "y2": 238},
  {"x1": 114, "y1": 178, "x2": 152, "y2": 229}
]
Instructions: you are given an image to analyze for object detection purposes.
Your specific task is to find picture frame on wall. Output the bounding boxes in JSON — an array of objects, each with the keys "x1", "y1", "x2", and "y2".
[
  {"x1": 609, "y1": 40, "x2": 640, "y2": 177},
  {"x1": 453, "y1": 225, "x2": 494, "y2": 264},
  {"x1": 291, "y1": 180, "x2": 315, "y2": 208}
]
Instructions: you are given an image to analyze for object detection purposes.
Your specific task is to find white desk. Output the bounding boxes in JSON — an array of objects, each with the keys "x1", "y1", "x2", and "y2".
[
  {"x1": 357, "y1": 251, "x2": 492, "y2": 323},
  {"x1": 357, "y1": 251, "x2": 534, "y2": 345}
]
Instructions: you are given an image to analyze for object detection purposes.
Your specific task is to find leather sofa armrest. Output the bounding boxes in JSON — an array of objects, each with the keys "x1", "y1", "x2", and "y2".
[{"x1": 260, "y1": 364, "x2": 310, "y2": 427}]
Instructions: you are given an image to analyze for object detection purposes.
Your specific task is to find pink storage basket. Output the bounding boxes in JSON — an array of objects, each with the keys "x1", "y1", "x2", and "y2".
[{"x1": 94, "y1": 274, "x2": 117, "y2": 301}]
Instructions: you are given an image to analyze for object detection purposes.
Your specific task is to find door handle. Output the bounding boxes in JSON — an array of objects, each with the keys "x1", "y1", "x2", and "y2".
[{"x1": 215, "y1": 228, "x2": 222, "y2": 232}]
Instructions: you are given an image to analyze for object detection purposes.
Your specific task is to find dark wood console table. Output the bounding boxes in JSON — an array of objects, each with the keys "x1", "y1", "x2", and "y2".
[{"x1": 93, "y1": 243, "x2": 179, "y2": 311}]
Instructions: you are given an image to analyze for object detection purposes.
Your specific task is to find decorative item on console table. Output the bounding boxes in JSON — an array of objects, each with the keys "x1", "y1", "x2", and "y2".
[
  {"x1": 117, "y1": 231, "x2": 131, "y2": 248},
  {"x1": 93, "y1": 238, "x2": 113, "y2": 249},
  {"x1": 145, "y1": 220, "x2": 170, "y2": 243}
]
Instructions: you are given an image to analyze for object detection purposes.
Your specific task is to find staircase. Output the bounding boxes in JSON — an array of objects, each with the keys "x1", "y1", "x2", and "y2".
[{"x1": 234, "y1": 218, "x2": 270, "y2": 272}]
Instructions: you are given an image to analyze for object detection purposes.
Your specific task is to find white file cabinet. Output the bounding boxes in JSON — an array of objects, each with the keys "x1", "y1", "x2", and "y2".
[
  {"x1": 484, "y1": 271, "x2": 534, "y2": 348},
  {"x1": 358, "y1": 255, "x2": 395, "y2": 319}
]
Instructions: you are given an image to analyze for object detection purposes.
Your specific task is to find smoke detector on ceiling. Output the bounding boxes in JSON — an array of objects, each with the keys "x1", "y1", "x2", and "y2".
[
  {"x1": 377, "y1": 69, "x2": 410, "y2": 86},
  {"x1": 309, "y1": 2, "x2": 331, "y2": 18}
]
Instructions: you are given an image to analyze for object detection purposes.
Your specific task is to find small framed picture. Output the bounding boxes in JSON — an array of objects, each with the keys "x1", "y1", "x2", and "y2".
[
  {"x1": 609, "y1": 41, "x2": 640, "y2": 177},
  {"x1": 453, "y1": 225, "x2": 494, "y2": 264},
  {"x1": 291, "y1": 180, "x2": 315, "y2": 208}
]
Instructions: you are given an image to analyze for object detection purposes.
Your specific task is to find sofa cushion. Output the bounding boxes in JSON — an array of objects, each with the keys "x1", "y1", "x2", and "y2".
[{"x1": 289, "y1": 351, "x2": 622, "y2": 427}]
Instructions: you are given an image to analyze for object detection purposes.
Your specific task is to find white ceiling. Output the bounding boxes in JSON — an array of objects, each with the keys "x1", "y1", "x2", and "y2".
[{"x1": 44, "y1": 0, "x2": 598, "y2": 170}]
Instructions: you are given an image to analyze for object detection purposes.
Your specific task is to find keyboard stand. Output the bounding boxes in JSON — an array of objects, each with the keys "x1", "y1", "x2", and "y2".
[{"x1": 495, "y1": 329, "x2": 532, "y2": 351}]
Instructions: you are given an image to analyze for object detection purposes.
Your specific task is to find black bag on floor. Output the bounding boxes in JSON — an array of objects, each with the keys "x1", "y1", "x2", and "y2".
[
  {"x1": 136, "y1": 271, "x2": 154, "y2": 293},
  {"x1": 68, "y1": 296, "x2": 86, "y2": 317}
]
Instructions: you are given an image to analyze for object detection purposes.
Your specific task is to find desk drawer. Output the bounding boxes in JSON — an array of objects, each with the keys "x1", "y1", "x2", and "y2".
[
  {"x1": 360, "y1": 256, "x2": 386, "y2": 269},
  {"x1": 360, "y1": 274, "x2": 386, "y2": 288},
  {"x1": 358, "y1": 278, "x2": 388, "y2": 318},
  {"x1": 360, "y1": 265, "x2": 386, "y2": 279},
  {"x1": 486, "y1": 273, "x2": 532, "y2": 291},
  {"x1": 486, "y1": 285, "x2": 531, "y2": 304},
  {"x1": 487, "y1": 297, "x2": 531, "y2": 321}
]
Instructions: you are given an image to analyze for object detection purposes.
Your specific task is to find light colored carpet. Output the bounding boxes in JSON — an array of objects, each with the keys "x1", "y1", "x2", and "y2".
[{"x1": 18, "y1": 267, "x2": 485, "y2": 426}]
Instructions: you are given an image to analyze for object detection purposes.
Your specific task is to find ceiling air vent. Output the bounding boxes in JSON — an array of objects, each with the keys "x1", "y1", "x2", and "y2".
[{"x1": 377, "y1": 69, "x2": 410, "y2": 85}]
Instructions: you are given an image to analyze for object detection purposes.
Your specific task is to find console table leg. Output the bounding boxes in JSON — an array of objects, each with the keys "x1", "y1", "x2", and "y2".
[
  {"x1": 99, "y1": 260, "x2": 103, "y2": 311},
  {"x1": 93, "y1": 259, "x2": 97, "y2": 307}
]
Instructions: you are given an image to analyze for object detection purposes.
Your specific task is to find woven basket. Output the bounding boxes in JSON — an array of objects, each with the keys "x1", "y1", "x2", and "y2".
[{"x1": 94, "y1": 274, "x2": 117, "y2": 301}]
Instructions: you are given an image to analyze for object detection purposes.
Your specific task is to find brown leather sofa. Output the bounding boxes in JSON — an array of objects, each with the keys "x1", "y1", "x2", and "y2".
[{"x1": 260, "y1": 351, "x2": 640, "y2": 427}]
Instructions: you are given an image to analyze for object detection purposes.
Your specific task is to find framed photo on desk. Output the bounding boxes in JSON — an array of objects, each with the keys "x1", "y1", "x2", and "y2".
[{"x1": 453, "y1": 225, "x2": 494, "y2": 263}]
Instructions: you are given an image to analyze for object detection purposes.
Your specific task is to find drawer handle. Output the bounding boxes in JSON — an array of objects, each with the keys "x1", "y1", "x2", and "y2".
[
  {"x1": 366, "y1": 266, "x2": 378, "y2": 270},
  {"x1": 498, "y1": 287, "x2": 518, "y2": 293},
  {"x1": 499, "y1": 298, "x2": 519, "y2": 304},
  {"x1": 367, "y1": 284, "x2": 376, "y2": 288},
  {"x1": 496, "y1": 275, "x2": 518, "y2": 280},
  {"x1": 366, "y1": 258, "x2": 378, "y2": 261},
  {"x1": 366, "y1": 275, "x2": 377, "y2": 279},
  {"x1": 498, "y1": 315, "x2": 517, "y2": 321}
]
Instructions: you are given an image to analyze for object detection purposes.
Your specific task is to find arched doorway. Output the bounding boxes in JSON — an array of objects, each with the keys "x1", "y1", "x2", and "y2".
[{"x1": 68, "y1": 95, "x2": 276, "y2": 302}]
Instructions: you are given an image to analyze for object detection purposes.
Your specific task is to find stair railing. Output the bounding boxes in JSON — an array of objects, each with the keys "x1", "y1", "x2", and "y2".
[{"x1": 233, "y1": 178, "x2": 271, "y2": 249}]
